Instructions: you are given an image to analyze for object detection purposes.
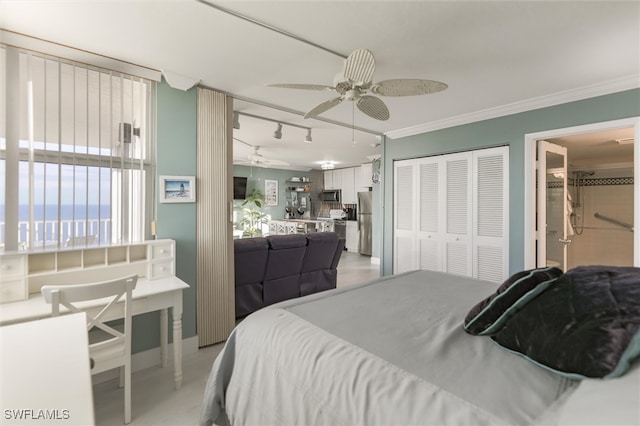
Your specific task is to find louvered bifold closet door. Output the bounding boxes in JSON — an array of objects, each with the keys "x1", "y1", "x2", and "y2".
[
  {"x1": 444, "y1": 153, "x2": 472, "y2": 277},
  {"x1": 473, "y1": 147, "x2": 509, "y2": 282},
  {"x1": 394, "y1": 160, "x2": 417, "y2": 273},
  {"x1": 417, "y1": 159, "x2": 441, "y2": 271}
]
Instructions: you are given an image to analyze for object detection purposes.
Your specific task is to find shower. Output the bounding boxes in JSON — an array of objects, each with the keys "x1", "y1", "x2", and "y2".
[{"x1": 570, "y1": 170, "x2": 594, "y2": 235}]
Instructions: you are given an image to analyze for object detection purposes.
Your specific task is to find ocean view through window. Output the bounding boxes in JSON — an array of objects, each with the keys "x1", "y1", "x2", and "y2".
[{"x1": 1, "y1": 45, "x2": 156, "y2": 250}]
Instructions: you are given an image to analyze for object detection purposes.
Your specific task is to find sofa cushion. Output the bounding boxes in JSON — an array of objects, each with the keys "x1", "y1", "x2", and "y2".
[
  {"x1": 263, "y1": 234, "x2": 307, "y2": 306},
  {"x1": 266, "y1": 233, "x2": 308, "y2": 250},
  {"x1": 234, "y1": 237, "x2": 269, "y2": 318},
  {"x1": 234, "y1": 237, "x2": 269, "y2": 285},
  {"x1": 301, "y1": 232, "x2": 339, "y2": 272}
]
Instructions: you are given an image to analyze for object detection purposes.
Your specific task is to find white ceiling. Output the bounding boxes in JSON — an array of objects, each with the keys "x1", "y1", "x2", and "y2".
[{"x1": 2, "y1": 1, "x2": 639, "y2": 171}]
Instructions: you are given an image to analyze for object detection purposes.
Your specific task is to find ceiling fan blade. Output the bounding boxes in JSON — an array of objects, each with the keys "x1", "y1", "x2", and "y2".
[
  {"x1": 356, "y1": 95, "x2": 390, "y2": 121},
  {"x1": 371, "y1": 79, "x2": 448, "y2": 96},
  {"x1": 343, "y1": 49, "x2": 375, "y2": 86},
  {"x1": 304, "y1": 96, "x2": 343, "y2": 119},
  {"x1": 263, "y1": 158, "x2": 291, "y2": 166},
  {"x1": 266, "y1": 83, "x2": 335, "y2": 91}
]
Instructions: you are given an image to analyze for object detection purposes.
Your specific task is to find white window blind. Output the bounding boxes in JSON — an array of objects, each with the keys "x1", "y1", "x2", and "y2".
[{"x1": 1, "y1": 45, "x2": 156, "y2": 250}]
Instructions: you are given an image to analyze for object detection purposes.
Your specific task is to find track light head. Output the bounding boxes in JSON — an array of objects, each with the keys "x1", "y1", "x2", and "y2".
[
  {"x1": 273, "y1": 123, "x2": 283, "y2": 139},
  {"x1": 305, "y1": 128, "x2": 312, "y2": 143}
]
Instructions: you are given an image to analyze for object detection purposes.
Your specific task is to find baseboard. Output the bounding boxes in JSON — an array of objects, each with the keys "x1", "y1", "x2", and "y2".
[
  {"x1": 370, "y1": 257, "x2": 380, "y2": 265},
  {"x1": 92, "y1": 335, "x2": 199, "y2": 384}
]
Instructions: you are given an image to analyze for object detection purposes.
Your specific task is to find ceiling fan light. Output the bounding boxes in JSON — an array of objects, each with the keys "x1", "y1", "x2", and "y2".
[
  {"x1": 305, "y1": 129, "x2": 312, "y2": 143},
  {"x1": 273, "y1": 123, "x2": 283, "y2": 139},
  {"x1": 321, "y1": 161, "x2": 335, "y2": 170}
]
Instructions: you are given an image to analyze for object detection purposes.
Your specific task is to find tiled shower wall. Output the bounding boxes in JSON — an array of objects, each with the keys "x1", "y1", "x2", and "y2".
[{"x1": 568, "y1": 176, "x2": 634, "y2": 269}]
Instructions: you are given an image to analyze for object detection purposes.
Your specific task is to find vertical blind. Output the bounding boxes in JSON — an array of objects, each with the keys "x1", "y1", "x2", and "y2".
[{"x1": 0, "y1": 45, "x2": 156, "y2": 250}]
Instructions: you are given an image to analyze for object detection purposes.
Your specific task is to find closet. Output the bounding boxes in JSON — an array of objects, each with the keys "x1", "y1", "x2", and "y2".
[{"x1": 394, "y1": 146, "x2": 509, "y2": 282}]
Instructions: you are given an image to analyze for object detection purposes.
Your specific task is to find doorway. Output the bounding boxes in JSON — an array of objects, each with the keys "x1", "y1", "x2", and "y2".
[{"x1": 524, "y1": 117, "x2": 640, "y2": 269}]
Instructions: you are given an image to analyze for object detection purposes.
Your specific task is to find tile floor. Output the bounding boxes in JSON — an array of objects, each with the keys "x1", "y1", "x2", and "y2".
[{"x1": 94, "y1": 251, "x2": 379, "y2": 425}]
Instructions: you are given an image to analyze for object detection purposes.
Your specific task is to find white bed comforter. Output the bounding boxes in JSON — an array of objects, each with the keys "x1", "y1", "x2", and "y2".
[{"x1": 200, "y1": 270, "x2": 637, "y2": 426}]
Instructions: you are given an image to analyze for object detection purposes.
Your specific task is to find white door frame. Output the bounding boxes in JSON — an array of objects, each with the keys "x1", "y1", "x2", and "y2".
[{"x1": 524, "y1": 117, "x2": 640, "y2": 269}]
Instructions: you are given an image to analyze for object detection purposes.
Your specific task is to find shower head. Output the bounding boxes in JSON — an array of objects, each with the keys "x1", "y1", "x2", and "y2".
[{"x1": 575, "y1": 170, "x2": 595, "y2": 178}]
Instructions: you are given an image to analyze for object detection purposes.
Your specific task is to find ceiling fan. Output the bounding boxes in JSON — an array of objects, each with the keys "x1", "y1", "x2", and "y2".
[
  {"x1": 267, "y1": 48, "x2": 448, "y2": 121},
  {"x1": 234, "y1": 143, "x2": 290, "y2": 168}
]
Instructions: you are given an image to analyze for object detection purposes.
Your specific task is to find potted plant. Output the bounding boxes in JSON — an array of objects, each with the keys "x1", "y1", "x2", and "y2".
[{"x1": 239, "y1": 188, "x2": 268, "y2": 237}]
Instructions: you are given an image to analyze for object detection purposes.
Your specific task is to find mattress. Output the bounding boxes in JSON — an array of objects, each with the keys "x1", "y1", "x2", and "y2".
[{"x1": 200, "y1": 270, "x2": 638, "y2": 426}]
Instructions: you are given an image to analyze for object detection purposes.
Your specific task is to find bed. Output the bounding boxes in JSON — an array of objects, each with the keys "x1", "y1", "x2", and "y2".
[{"x1": 200, "y1": 268, "x2": 640, "y2": 426}]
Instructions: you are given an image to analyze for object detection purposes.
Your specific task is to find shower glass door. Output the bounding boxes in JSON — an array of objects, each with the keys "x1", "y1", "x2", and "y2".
[{"x1": 537, "y1": 141, "x2": 568, "y2": 270}]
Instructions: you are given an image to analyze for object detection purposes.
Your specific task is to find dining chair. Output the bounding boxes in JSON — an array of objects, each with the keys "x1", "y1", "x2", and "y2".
[{"x1": 41, "y1": 274, "x2": 138, "y2": 424}]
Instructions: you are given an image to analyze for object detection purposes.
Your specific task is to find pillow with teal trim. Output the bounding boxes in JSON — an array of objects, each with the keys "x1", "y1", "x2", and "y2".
[
  {"x1": 492, "y1": 265, "x2": 640, "y2": 379},
  {"x1": 463, "y1": 266, "x2": 563, "y2": 336}
]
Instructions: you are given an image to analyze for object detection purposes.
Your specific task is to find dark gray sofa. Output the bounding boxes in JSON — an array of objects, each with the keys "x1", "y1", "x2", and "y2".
[{"x1": 234, "y1": 232, "x2": 345, "y2": 318}]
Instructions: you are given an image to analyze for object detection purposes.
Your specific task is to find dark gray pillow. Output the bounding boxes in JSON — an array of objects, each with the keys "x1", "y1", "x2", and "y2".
[
  {"x1": 492, "y1": 265, "x2": 640, "y2": 379},
  {"x1": 463, "y1": 266, "x2": 563, "y2": 336}
]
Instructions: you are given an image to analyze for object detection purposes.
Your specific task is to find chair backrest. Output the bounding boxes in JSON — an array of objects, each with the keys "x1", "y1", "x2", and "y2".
[{"x1": 41, "y1": 275, "x2": 138, "y2": 352}]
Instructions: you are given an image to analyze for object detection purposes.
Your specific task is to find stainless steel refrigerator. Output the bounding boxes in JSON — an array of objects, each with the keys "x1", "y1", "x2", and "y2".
[{"x1": 357, "y1": 191, "x2": 372, "y2": 256}]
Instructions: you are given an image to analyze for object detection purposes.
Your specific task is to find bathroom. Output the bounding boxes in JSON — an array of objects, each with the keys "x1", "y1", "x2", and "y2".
[{"x1": 544, "y1": 127, "x2": 634, "y2": 269}]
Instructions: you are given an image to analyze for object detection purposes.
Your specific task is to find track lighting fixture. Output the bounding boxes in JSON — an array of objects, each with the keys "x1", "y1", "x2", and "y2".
[
  {"x1": 273, "y1": 123, "x2": 283, "y2": 139},
  {"x1": 233, "y1": 111, "x2": 314, "y2": 142}
]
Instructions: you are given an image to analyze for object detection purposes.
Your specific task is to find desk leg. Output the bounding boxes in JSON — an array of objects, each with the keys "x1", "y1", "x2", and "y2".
[
  {"x1": 172, "y1": 292, "x2": 183, "y2": 390},
  {"x1": 160, "y1": 308, "x2": 168, "y2": 368}
]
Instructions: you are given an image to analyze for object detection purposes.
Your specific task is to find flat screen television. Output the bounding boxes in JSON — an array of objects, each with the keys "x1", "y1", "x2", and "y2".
[{"x1": 233, "y1": 176, "x2": 248, "y2": 200}]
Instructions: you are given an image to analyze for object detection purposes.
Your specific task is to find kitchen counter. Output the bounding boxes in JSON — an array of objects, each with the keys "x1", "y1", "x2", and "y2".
[{"x1": 268, "y1": 219, "x2": 334, "y2": 234}]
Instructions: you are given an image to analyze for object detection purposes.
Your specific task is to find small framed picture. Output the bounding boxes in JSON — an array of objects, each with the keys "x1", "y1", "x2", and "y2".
[
  {"x1": 265, "y1": 179, "x2": 278, "y2": 206},
  {"x1": 159, "y1": 176, "x2": 196, "y2": 203}
]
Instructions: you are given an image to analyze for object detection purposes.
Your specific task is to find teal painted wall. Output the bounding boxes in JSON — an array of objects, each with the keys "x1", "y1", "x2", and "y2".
[
  {"x1": 133, "y1": 80, "x2": 197, "y2": 353},
  {"x1": 382, "y1": 89, "x2": 640, "y2": 276},
  {"x1": 232, "y1": 165, "x2": 323, "y2": 225}
]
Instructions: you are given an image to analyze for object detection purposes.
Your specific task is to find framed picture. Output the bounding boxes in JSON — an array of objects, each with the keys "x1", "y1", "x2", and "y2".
[
  {"x1": 265, "y1": 179, "x2": 278, "y2": 206},
  {"x1": 159, "y1": 176, "x2": 196, "y2": 203}
]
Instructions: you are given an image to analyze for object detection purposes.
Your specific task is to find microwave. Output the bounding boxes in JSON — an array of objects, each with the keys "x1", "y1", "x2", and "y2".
[{"x1": 321, "y1": 189, "x2": 341, "y2": 203}]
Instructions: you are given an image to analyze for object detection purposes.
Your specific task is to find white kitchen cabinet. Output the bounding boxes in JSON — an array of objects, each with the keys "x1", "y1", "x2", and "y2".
[
  {"x1": 323, "y1": 170, "x2": 334, "y2": 189},
  {"x1": 341, "y1": 167, "x2": 356, "y2": 204},
  {"x1": 325, "y1": 166, "x2": 368, "y2": 203},
  {"x1": 360, "y1": 163, "x2": 373, "y2": 189},
  {"x1": 345, "y1": 221, "x2": 359, "y2": 253}
]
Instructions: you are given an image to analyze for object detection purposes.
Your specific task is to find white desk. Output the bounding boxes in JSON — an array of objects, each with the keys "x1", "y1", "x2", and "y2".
[
  {"x1": 0, "y1": 276, "x2": 189, "y2": 390},
  {"x1": 0, "y1": 313, "x2": 95, "y2": 425}
]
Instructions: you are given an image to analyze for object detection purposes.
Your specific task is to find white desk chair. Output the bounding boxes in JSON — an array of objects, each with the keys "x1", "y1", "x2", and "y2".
[{"x1": 41, "y1": 274, "x2": 138, "y2": 424}]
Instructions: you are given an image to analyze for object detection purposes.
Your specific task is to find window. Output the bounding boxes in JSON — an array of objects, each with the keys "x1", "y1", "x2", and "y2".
[{"x1": 1, "y1": 45, "x2": 156, "y2": 250}]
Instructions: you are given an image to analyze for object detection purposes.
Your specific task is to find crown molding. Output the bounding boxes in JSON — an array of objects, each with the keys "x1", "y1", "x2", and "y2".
[{"x1": 386, "y1": 75, "x2": 640, "y2": 140}]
